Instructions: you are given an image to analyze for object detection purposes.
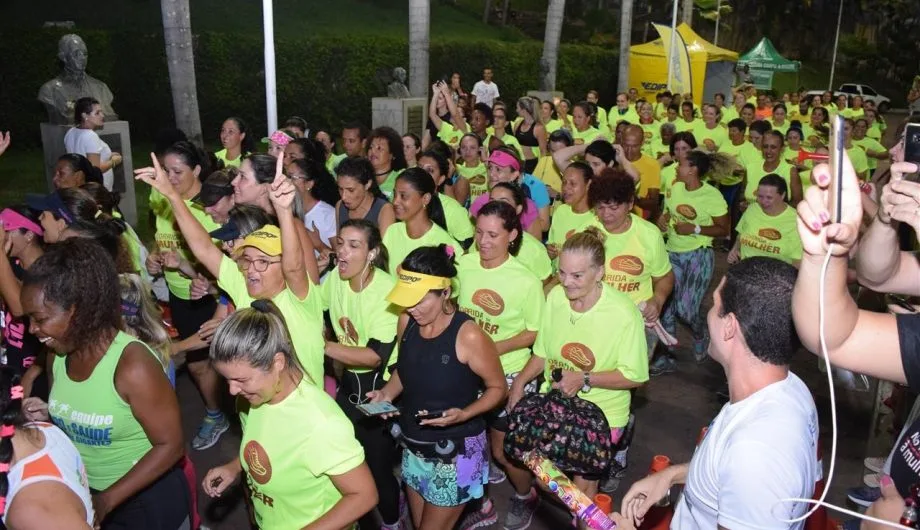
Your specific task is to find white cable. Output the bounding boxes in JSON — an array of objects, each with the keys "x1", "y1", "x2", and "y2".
[{"x1": 771, "y1": 244, "x2": 913, "y2": 529}]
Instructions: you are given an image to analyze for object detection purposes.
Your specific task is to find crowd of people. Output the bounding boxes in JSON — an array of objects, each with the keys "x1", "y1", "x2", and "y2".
[{"x1": 0, "y1": 66, "x2": 917, "y2": 530}]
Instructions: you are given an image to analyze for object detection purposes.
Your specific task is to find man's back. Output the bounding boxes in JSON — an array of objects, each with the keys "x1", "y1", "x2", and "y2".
[{"x1": 673, "y1": 372, "x2": 819, "y2": 530}]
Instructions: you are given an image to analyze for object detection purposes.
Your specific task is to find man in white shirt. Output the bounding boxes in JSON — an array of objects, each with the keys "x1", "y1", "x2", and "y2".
[
  {"x1": 471, "y1": 68, "x2": 500, "y2": 108},
  {"x1": 619, "y1": 257, "x2": 820, "y2": 530}
]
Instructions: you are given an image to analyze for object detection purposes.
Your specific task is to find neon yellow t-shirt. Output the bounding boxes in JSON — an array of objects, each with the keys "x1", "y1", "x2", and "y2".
[
  {"x1": 215, "y1": 148, "x2": 244, "y2": 168},
  {"x1": 693, "y1": 123, "x2": 728, "y2": 153},
  {"x1": 867, "y1": 123, "x2": 883, "y2": 141},
  {"x1": 534, "y1": 284, "x2": 648, "y2": 427},
  {"x1": 853, "y1": 137, "x2": 886, "y2": 171},
  {"x1": 437, "y1": 121, "x2": 466, "y2": 148},
  {"x1": 638, "y1": 121, "x2": 661, "y2": 149},
  {"x1": 516, "y1": 232, "x2": 553, "y2": 281},
  {"x1": 150, "y1": 188, "x2": 221, "y2": 299},
  {"x1": 592, "y1": 215, "x2": 671, "y2": 304},
  {"x1": 654, "y1": 103, "x2": 669, "y2": 121},
  {"x1": 457, "y1": 162, "x2": 489, "y2": 204},
  {"x1": 532, "y1": 156, "x2": 563, "y2": 194},
  {"x1": 439, "y1": 193, "x2": 474, "y2": 243},
  {"x1": 744, "y1": 160, "x2": 794, "y2": 202},
  {"x1": 326, "y1": 153, "x2": 346, "y2": 175},
  {"x1": 544, "y1": 119, "x2": 563, "y2": 135},
  {"x1": 736, "y1": 204, "x2": 802, "y2": 265},
  {"x1": 218, "y1": 256, "x2": 325, "y2": 388},
  {"x1": 660, "y1": 163, "x2": 678, "y2": 199},
  {"x1": 722, "y1": 107, "x2": 741, "y2": 124},
  {"x1": 847, "y1": 145, "x2": 871, "y2": 180},
  {"x1": 608, "y1": 108, "x2": 640, "y2": 129},
  {"x1": 572, "y1": 126, "x2": 609, "y2": 145},
  {"x1": 320, "y1": 269, "x2": 399, "y2": 374},
  {"x1": 378, "y1": 170, "x2": 400, "y2": 199},
  {"x1": 239, "y1": 379, "x2": 364, "y2": 530},
  {"x1": 491, "y1": 133, "x2": 525, "y2": 161},
  {"x1": 782, "y1": 147, "x2": 802, "y2": 166},
  {"x1": 801, "y1": 123, "x2": 828, "y2": 149},
  {"x1": 457, "y1": 253, "x2": 544, "y2": 374},
  {"x1": 675, "y1": 118, "x2": 702, "y2": 133},
  {"x1": 646, "y1": 138, "x2": 670, "y2": 160},
  {"x1": 383, "y1": 222, "x2": 459, "y2": 274},
  {"x1": 842, "y1": 108, "x2": 865, "y2": 120},
  {"x1": 596, "y1": 107, "x2": 610, "y2": 132},
  {"x1": 548, "y1": 204, "x2": 594, "y2": 252},
  {"x1": 664, "y1": 181, "x2": 728, "y2": 253}
]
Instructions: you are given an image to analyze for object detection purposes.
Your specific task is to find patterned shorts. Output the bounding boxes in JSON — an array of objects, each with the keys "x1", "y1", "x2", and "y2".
[{"x1": 401, "y1": 431, "x2": 489, "y2": 507}]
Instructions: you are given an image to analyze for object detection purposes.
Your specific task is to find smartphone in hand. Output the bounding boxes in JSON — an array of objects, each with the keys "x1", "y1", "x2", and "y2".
[{"x1": 356, "y1": 402, "x2": 399, "y2": 417}]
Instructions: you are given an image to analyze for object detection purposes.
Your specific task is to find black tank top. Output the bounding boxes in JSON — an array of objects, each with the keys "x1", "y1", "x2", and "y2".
[
  {"x1": 514, "y1": 121, "x2": 539, "y2": 149},
  {"x1": 337, "y1": 197, "x2": 387, "y2": 229},
  {"x1": 397, "y1": 312, "x2": 484, "y2": 441}
]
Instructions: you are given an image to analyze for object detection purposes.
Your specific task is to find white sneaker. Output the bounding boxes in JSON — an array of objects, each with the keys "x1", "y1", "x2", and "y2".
[{"x1": 864, "y1": 456, "x2": 885, "y2": 474}]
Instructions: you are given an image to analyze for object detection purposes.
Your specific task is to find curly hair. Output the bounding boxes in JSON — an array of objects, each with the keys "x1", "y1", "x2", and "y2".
[{"x1": 22, "y1": 238, "x2": 121, "y2": 352}]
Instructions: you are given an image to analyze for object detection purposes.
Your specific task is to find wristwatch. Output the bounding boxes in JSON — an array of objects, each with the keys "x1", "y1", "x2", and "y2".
[
  {"x1": 693, "y1": 224, "x2": 702, "y2": 235},
  {"x1": 582, "y1": 372, "x2": 592, "y2": 393}
]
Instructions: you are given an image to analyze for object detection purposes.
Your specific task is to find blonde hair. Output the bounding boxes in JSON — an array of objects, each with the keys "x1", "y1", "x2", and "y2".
[
  {"x1": 118, "y1": 273, "x2": 170, "y2": 368},
  {"x1": 562, "y1": 226, "x2": 606, "y2": 269}
]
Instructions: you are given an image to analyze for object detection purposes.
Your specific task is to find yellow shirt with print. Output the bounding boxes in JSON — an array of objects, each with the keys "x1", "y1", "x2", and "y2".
[
  {"x1": 320, "y1": 269, "x2": 399, "y2": 374},
  {"x1": 150, "y1": 188, "x2": 221, "y2": 299},
  {"x1": 534, "y1": 284, "x2": 648, "y2": 428},
  {"x1": 218, "y1": 256, "x2": 325, "y2": 388},
  {"x1": 719, "y1": 141, "x2": 760, "y2": 186},
  {"x1": 693, "y1": 123, "x2": 728, "y2": 153},
  {"x1": 572, "y1": 126, "x2": 609, "y2": 145},
  {"x1": 457, "y1": 162, "x2": 489, "y2": 204},
  {"x1": 664, "y1": 181, "x2": 728, "y2": 253},
  {"x1": 847, "y1": 145, "x2": 871, "y2": 180},
  {"x1": 440, "y1": 193, "x2": 474, "y2": 243},
  {"x1": 548, "y1": 204, "x2": 593, "y2": 265},
  {"x1": 660, "y1": 163, "x2": 678, "y2": 200},
  {"x1": 437, "y1": 121, "x2": 467, "y2": 148},
  {"x1": 591, "y1": 215, "x2": 671, "y2": 304},
  {"x1": 383, "y1": 222, "x2": 459, "y2": 275},
  {"x1": 744, "y1": 160, "x2": 794, "y2": 202},
  {"x1": 239, "y1": 378, "x2": 364, "y2": 530},
  {"x1": 736, "y1": 204, "x2": 802, "y2": 265},
  {"x1": 533, "y1": 155, "x2": 563, "y2": 194},
  {"x1": 516, "y1": 232, "x2": 553, "y2": 281},
  {"x1": 608, "y1": 108, "x2": 640, "y2": 129},
  {"x1": 638, "y1": 121, "x2": 661, "y2": 151},
  {"x1": 675, "y1": 118, "x2": 702, "y2": 133},
  {"x1": 215, "y1": 148, "x2": 244, "y2": 168},
  {"x1": 853, "y1": 137, "x2": 886, "y2": 171},
  {"x1": 457, "y1": 253, "x2": 544, "y2": 374}
]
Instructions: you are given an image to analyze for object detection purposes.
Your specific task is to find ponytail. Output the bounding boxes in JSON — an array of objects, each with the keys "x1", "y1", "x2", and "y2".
[{"x1": 0, "y1": 369, "x2": 24, "y2": 516}]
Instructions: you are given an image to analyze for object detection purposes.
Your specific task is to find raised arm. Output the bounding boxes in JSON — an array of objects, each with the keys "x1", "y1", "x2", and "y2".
[
  {"x1": 267, "y1": 155, "x2": 310, "y2": 299},
  {"x1": 0, "y1": 229, "x2": 23, "y2": 316},
  {"x1": 135, "y1": 154, "x2": 223, "y2": 277},
  {"x1": 552, "y1": 143, "x2": 588, "y2": 173}
]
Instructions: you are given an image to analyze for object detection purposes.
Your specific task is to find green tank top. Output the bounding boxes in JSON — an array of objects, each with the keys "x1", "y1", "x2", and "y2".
[{"x1": 49, "y1": 331, "x2": 157, "y2": 490}]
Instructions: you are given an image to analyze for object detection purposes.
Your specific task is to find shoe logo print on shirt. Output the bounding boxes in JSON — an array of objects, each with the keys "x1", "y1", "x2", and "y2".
[
  {"x1": 561, "y1": 342, "x2": 596, "y2": 371},
  {"x1": 609, "y1": 255, "x2": 644, "y2": 276},
  {"x1": 244, "y1": 440, "x2": 272, "y2": 485},
  {"x1": 339, "y1": 317, "x2": 360, "y2": 345},
  {"x1": 758, "y1": 228, "x2": 782, "y2": 241},
  {"x1": 472, "y1": 289, "x2": 505, "y2": 316},
  {"x1": 676, "y1": 204, "x2": 698, "y2": 221}
]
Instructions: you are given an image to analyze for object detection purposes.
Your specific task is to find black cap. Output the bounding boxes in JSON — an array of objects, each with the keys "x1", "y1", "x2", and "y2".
[
  {"x1": 208, "y1": 221, "x2": 240, "y2": 241},
  {"x1": 25, "y1": 192, "x2": 73, "y2": 224}
]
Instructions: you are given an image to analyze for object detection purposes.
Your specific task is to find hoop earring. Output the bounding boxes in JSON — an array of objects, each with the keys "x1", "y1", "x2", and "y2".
[{"x1": 441, "y1": 295, "x2": 456, "y2": 315}]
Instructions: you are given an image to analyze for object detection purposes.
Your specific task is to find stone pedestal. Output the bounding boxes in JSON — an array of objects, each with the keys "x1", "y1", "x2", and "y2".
[
  {"x1": 371, "y1": 97, "x2": 427, "y2": 138},
  {"x1": 40, "y1": 120, "x2": 137, "y2": 226}
]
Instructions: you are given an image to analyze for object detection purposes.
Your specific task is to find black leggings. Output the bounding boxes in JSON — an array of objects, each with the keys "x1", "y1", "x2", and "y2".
[
  {"x1": 95, "y1": 467, "x2": 190, "y2": 530},
  {"x1": 168, "y1": 292, "x2": 216, "y2": 363},
  {"x1": 336, "y1": 370, "x2": 402, "y2": 527}
]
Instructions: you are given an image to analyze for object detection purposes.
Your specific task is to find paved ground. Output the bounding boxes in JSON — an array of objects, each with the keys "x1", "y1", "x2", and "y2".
[{"x1": 179, "y1": 248, "x2": 888, "y2": 529}]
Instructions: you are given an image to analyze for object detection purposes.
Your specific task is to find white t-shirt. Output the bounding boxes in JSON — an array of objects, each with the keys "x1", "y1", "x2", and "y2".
[
  {"x1": 672, "y1": 372, "x2": 819, "y2": 530},
  {"x1": 304, "y1": 200, "x2": 336, "y2": 249},
  {"x1": 472, "y1": 80, "x2": 500, "y2": 108},
  {"x1": 64, "y1": 127, "x2": 114, "y2": 190}
]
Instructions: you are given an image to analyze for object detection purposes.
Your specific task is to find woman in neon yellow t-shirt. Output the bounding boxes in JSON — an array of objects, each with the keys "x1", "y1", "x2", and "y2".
[
  {"x1": 570, "y1": 102, "x2": 608, "y2": 145},
  {"x1": 203, "y1": 302, "x2": 377, "y2": 530},
  {"x1": 675, "y1": 101, "x2": 702, "y2": 133},
  {"x1": 853, "y1": 118, "x2": 889, "y2": 175},
  {"x1": 589, "y1": 170, "x2": 674, "y2": 360},
  {"x1": 655, "y1": 151, "x2": 729, "y2": 372},
  {"x1": 694, "y1": 104, "x2": 727, "y2": 153},
  {"x1": 728, "y1": 174, "x2": 802, "y2": 266},
  {"x1": 637, "y1": 102, "x2": 661, "y2": 156},
  {"x1": 457, "y1": 134, "x2": 488, "y2": 206},
  {"x1": 383, "y1": 168, "x2": 460, "y2": 273},
  {"x1": 418, "y1": 150, "x2": 475, "y2": 248},
  {"x1": 769, "y1": 104, "x2": 791, "y2": 136},
  {"x1": 508, "y1": 229, "x2": 648, "y2": 502},
  {"x1": 743, "y1": 130, "x2": 802, "y2": 205},
  {"x1": 540, "y1": 100, "x2": 564, "y2": 135},
  {"x1": 320, "y1": 219, "x2": 403, "y2": 529},
  {"x1": 458, "y1": 200, "x2": 545, "y2": 515},
  {"x1": 842, "y1": 118, "x2": 872, "y2": 181},
  {"x1": 215, "y1": 117, "x2": 253, "y2": 168},
  {"x1": 547, "y1": 162, "x2": 594, "y2": 262}
]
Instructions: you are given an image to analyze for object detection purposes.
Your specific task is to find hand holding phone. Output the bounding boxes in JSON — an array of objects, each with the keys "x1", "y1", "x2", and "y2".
[
  {"x1": 356, "y1": 401, "x2": 400, "y2": 417},
  {"x1": 415, "y1": 409, "x2": 445, "y2": 422}
]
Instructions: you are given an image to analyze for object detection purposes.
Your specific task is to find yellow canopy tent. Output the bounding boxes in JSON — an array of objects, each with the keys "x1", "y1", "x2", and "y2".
[{"x1": 629, "y1": 23, "x2": 738, "y2": 107}]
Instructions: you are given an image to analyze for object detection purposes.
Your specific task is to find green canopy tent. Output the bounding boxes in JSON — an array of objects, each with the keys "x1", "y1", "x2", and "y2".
[{"x1": 737, "y1": 38, "x2": 801, "y2": 90}]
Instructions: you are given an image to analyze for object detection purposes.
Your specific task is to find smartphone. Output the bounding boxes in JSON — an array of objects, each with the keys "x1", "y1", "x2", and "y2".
[
  {"x1": 356, "y1": 402, "x2": 399, "y2": 417},
  {"x1": 905, "y1": 123, "x2": 920, "y2": 165},
  {"x1": 415, "y1": 410, "x2": 445, "y2": 421},
  {"x1": 827, "y1": 114, "x2": 846, "y2": 224}
]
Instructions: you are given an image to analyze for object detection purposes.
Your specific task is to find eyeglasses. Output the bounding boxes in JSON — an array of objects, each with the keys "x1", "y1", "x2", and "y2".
[{"x1": 236, "y1": 256, "x2": 281, "y2": 272}]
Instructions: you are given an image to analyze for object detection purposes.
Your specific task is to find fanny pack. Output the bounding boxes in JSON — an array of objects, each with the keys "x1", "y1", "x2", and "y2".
[{"x1": 390, "y1": 423, "x2": 461, "y2": 463}]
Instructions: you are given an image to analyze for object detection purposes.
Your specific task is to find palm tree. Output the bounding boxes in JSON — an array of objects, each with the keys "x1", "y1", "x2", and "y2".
[
  {"x1": 539, "y1": 0, "x2": 566, "y2": 91},
  {"x1": 160, "y1": 0, "x2": 202, "y2": 146},
  {"x1": 617, "y1": 0, "x2": 633, "y2": 92},
  {"x1": 408, "y1": 0, "x2": 430, "y2": 98}
]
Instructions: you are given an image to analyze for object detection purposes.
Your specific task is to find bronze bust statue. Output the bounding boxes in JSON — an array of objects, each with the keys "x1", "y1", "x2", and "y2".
[{"x1": 38, "y1": 34, "x2": 118, "y2": 125}]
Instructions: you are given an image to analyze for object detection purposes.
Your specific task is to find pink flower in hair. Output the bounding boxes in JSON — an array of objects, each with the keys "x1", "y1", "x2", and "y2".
[{"x1": 445, "y1": 246, "x2": 455, "y2": 258}]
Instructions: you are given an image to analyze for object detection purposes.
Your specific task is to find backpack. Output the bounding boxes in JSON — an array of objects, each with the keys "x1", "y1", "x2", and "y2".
[{"x1": 504, "y1": 388, "x2": 612, "y2": 477}]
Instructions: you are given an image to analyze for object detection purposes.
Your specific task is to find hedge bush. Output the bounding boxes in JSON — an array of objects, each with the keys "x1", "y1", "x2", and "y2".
[{"x1": 1, "y1": 29, "x2": 618, "y2": 147}]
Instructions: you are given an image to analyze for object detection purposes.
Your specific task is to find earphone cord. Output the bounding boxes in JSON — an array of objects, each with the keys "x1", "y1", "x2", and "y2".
[{"x1": 770, "y1": 244, "x2": 912, "y2": 529}]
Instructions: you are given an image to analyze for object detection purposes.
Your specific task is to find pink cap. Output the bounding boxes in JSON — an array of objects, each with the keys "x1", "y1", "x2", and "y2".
[
  {"x1": 0, "y1": 209, "x2": 43, "y2": 236},
  {"x1": 488, "y1": 150, "x2": 521, "y2": 172}
]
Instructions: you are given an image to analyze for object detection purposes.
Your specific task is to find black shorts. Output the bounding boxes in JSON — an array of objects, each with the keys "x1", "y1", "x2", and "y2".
[
  {"x1": 168, "y1": 292, "x2": 216, "y2": 363},
  {"x1": 94, "y1": 466, "x2": 190, "y2": 530}
]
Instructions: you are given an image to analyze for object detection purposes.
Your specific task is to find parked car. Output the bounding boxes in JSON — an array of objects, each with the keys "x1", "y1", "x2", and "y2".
[{"x1": 805, "y1": 83, "x2": 891, "y2": 113}]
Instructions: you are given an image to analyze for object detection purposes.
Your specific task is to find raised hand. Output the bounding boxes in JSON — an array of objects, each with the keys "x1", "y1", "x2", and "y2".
[
  {"x1": 135, "y1": 153, "x2": 179, "y2": 200},
  {"x1": 795, "y1": 153, "x2": 863, "y2": 258},
  {"x1": 0, "y1": 131, "x2": 10, "y2": 157},
  {"x1": 268, "y1": 153, "x2": 297, "y2": 211}
]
